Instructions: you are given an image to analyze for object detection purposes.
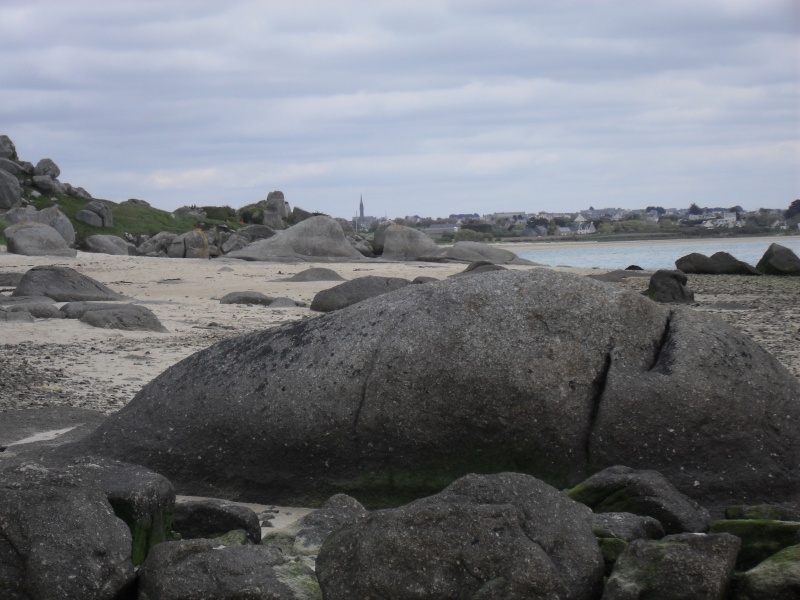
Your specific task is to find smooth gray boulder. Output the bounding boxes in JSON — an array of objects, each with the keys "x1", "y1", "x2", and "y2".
[
  {"x1": 4, "y1": 301, "x2": 64, "y2": 319},
  {"x1": 309, "y1": 276, "x2": 410, "y2": 312},
  {"x1": 381, "y1": 223, "x2": 443, "y2": 261},
  {"x1": 644, "y1": 269, "x2": 695, "y2": 303},
  {"x1": 228, "y1": 216, "x2": 364, "y2": 262},
  {"x1": 568, "y1": 466, "x2": 710, "y2": 534},
  {"x1": 2, "y1": 205, "x2": 75, "y2": 245},
  {"x1": 0, "y1": 272, "x2": 24, "y2": 287},
  {"x1": 4, "y1": 222, "x2": 76, "y2": 257},
  {"x1": 269, "y1": 297, "x2": 299, "y2": 308},
  {"x1": 173, "y1": 499, "x2": 261, "y2": 544},
  {"x1": 14, "y1": 266, "x2": 124, "y2": 301},
  {"x1": 316, "y1": 473, "x2": 604, "y2": 600},
  {"x1": 69, "y1": 269, "x2": 800, "y2": 508},
  {"x1": 756, "y1": 243, "x2": 800, "y2": 276},
  {"x1": 0, "y1": 461, "x2": 135, "y2": 600},
  {"x1": 33, "y1": 158, "x2": 60, "y2": 178},
  {"x1": 604, "y1": 533, "x2": 740, "y2": 599},
  {"x1": 137, "y1": 540, "x2": 312, "y2": 600},
  {"x1": 79, "y1": 304, "x2": 167, "y2": 332},
  {"x1": 220, "y1": 224, "x2": 276, "y2": 254},
  {"x1": 0, "y1": 309, "x2": 34, "y2": 322},
  {"x1": 76, "y1": 200, "x2": 113, "y2": 227},
  {"x1": 0, "y1": 169, "x2": 23, "y2": 209},
  {"x1": 676, "y1": 251, "x2": 761, "y2": 275},
  {"x1": 280, "y1": 267, "x2": 346, "y2": 282},
  {"x1": 220, "y1": 291, "x2": 274, "y2": 306},
  {"x1": 85, "y1": 234, "x2": 136, "y2": 256},
  {"x1": 60, "y1": 301, "x2": 128, "y2": 319},
  {"x1": 440, "y1": 241, "x2": 536, "y2": 265},
  {"x1": 371, "y1": 220, "x2": 393, "y2": 254}
]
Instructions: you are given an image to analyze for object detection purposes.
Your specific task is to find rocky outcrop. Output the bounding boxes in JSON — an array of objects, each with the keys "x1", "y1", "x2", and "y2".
[
  {"x1": 448, "y1": 260, "x2": 507, "y2": 277},
  {"x1": 733, "y1": 544, "x2": 800, "y2": 599},
  {"x1": 380, "y1": 223, "x2": 443, "y2": 261},
  {"x1": 756, "y1": 243, "x2": 800, "y2": 276},
  {"x1": 309, "y1": 276, "x2": 410, "y2": 312},
  {"x1": 70, "y1": 269, "x2": 800, "y2": 508},
  {"x1": 4, "y1": 222, "x2": 77, "y2": 257},
  {"x1": 316, "y1": 472, "x2": 604, "y2": 600},
  {"x1": 0, "y1": 134, "x2": 17, "y2": 159},
  {"x1": 33, "y1": 158, "x2": 60, "y2": 178},
  {"x1": 591, "y1": 512, "x2": 665, "y2": 542},
  {"x1": 2, "y1": 205, "x2": 75, "y2": 245},
  {"x1": 227, "y1": 216, "x2": 364, "y2": 262},
  {"x1": 13, "y1": 266, "x2": 125, "y2": 301},
  {"x1": 75, "y1": 304, "x2": 168, "y2": 332},
  {"x1": 220, "y1": 224, "x2": 276, "y2": 254},
  {"x1": 643, "y1": 269, "x2": 695, "y2": 303},
  {"x1": 675, "y1": 251, "x2": 761, "y2": 275}
]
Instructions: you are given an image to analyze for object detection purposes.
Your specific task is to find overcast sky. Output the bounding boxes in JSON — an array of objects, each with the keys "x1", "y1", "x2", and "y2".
[{"x1": 1, "y1": 1, "x2": 797, "y2": 218}]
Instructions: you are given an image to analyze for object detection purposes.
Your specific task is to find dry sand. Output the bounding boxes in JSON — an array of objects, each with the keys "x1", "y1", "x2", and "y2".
[{"x1": 1, "y1": 249, "x2": 798, "y2": 415}]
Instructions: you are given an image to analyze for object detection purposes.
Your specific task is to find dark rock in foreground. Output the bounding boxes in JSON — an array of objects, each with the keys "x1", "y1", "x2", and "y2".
[
  {"x1": 70, "y1": 269, "x2": 800, "y2": 508},
  {"x1": 644, "y1": 269, "x2": 695, "y2": 303},
  {"x1": 279, "y1": 267, "x2": 346, "y2": 282},
  {"x1": 316, "y1": 473, "x2": 604, "y2": 600},
  {"x1": 13, "y1": 266, "x2": 125, "y2": 301},
  {"x1": 173, "y1": 499, "x2": 261, "y2": 544},
  {"x1": 756, "y1": 242, "x2": 800, "y2": 276}
]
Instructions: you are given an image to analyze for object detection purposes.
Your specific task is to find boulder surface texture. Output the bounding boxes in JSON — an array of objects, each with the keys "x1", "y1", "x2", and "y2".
[
  {"x1": 380, "y1": 223, "x2": 442, "y2": 261},
  {"x1": 316, "y1": 472, "x2": 604, "y2": 600},
  {"x1": 676, "y1": 251, "x2": 760, "y2": 275},
  {"x1": 72, "y1": 269, "x2": 800, "y2": 508},
  {"x1": 309, "y1": 276, "x2": 410, "y2": 312},
  {"x1": 4, "y1": 222, "x2": 76, "y2": 257}
]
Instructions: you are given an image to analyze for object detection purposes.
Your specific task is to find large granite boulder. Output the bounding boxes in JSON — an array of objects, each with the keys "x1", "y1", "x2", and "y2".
[
  {"x1": 309, "y1": 276, "x2": 410, "y2": 312},
  {"x1": 676, "y1": 251, "x2": 760, "y2": 275},
  {"x1": 733, "y1": 544, "x2": 800, "y2": 600},
  {"x1": 0, "y1": 169, "x2": 23, "y2": 209},
  {"x1": 76, "y1": 200, "x2": 113, "y2": 228},
  {"x1": 32, "y1": 175, "x2": 64, "y2": 194},
  {"x1": 2, "y1": 205, "x2": 75, "y2": 245},
  {"x1": 85, "y1": 234, "x2": 136, "y2": 256},
  {"x1": 13, "y1": 266, "x2": 125, "y2": 301},
  {"x1": 76, "y1": 304, "x2": 168, "y2": 332},
  {"x1": 371, "y1": 220, "x2": 393, "y2": 255},
  {"x1": 316, "y1": 472, "x2": 604, "y2": 600},
  {"x1": 756, "y1": 243, "x2": 800, "y2": 276},
  {"x1": 440, "y1": 241, "x2": 536, "y2": 265},
  {"x1": 0, "y1": 157, "x2": 26, "y2": 176},
  {"x1": 70, "y1": 269, "x2": 800, "y2": 508},
  {"x1": 4, "y1": 222, "x2": 76, "y2": 257},
  {"x1": 262, "y1": 191, "x2": 289, "y2": 230},
  {"x1": 227, "y1": 216, "x2": 364, "y2": 262},
  {"x1": 220, "y1": 224, "x2": 276, "y2": 254},
  {"x1": 0, "y1": 461, "x2": 136, "y2": 600},
  {"x1": 381, "y1": 223, "x2": 443, "y2": 261}
]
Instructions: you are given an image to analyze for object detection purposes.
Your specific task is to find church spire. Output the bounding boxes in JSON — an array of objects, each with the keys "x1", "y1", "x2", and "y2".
[{"x1": 359, "y1": 195, "x2": 364, "y2": 219}]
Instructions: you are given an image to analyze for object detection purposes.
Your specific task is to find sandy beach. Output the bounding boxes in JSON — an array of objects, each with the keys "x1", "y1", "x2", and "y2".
[{"x1": 1, "y1": 249, "x2": 798, "y2": 416}]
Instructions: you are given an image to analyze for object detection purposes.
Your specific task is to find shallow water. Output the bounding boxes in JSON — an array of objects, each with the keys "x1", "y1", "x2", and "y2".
[{"x1": 514, "y1": 236, "x2": 800, "y2": 270}]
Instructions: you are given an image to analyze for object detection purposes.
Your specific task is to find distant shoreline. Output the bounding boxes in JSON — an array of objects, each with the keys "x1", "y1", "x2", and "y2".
[{"x1": 490, "y1": 233, "x2": 800, "y2": 252}]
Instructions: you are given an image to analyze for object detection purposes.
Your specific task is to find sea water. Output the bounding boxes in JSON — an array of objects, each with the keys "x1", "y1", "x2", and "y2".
[{"x1": 513, "y1": 236, "x2": 800, "y2": 270}]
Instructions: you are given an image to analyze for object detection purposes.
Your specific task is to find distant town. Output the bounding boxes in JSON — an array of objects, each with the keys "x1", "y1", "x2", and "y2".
[{"x1": 353, "y1": 200, "x2": 800, "y2": 242}]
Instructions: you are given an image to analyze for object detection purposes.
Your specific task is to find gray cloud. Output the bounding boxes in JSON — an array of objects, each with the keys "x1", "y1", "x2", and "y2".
[{"x1": 0, "y1": 0, "x2": 796, "y2": 217}]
